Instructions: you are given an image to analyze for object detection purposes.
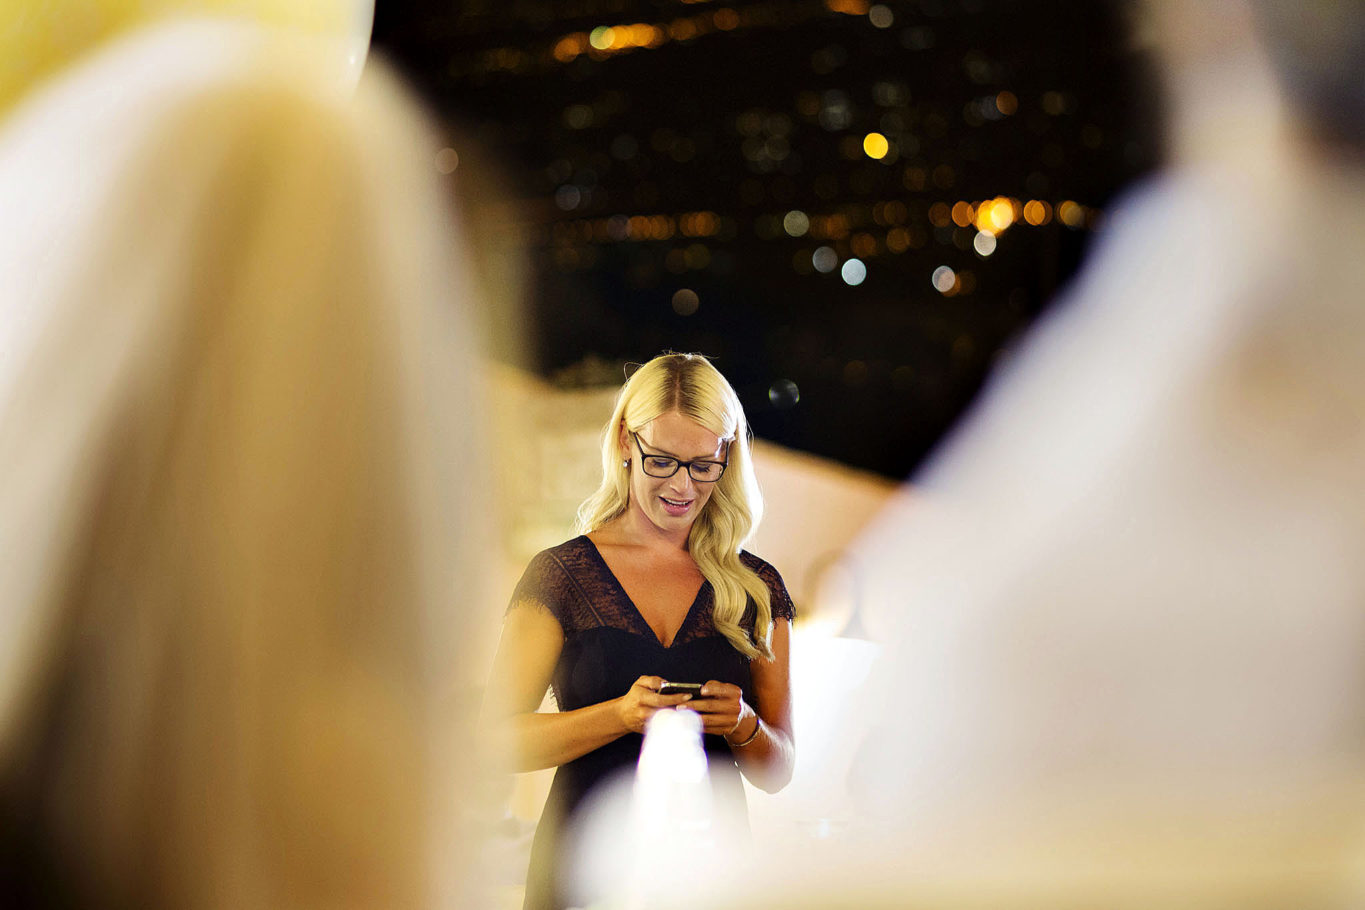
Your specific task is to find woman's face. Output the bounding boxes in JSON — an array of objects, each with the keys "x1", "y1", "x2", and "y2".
[{"x1": 623, "y1": 410, "x2": 728, "y2": 537}]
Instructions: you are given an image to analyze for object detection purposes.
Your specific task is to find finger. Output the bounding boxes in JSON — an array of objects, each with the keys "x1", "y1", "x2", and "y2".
[
  {"x1": 636, "y1": 676, "x2": 665, "y2": 692},
  {"x1": 644, "y1": 692, "x2": 694, "y2": 708},
  {"x1": 699, "y1": 681, "x2": 740, "y2": 698}
]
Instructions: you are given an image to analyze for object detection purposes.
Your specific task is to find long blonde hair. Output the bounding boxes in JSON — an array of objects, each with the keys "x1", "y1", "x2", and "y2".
[{"x1": 576, "y1": 354, "x2": 773, "y2": 660}]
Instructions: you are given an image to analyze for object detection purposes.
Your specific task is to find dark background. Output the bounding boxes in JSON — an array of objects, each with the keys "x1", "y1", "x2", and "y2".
[{"x1": 372, "y1": 0, "x2": 1162, "y2": 478}]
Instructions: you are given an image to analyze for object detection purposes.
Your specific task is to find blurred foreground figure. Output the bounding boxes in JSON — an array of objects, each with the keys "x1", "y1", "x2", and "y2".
[
  {"x1": 0, "y1": 12, "x2": 486, "y2": 910},
  {"x1": 694, "y1": 1, "x2": 1365, "y2": 906}
]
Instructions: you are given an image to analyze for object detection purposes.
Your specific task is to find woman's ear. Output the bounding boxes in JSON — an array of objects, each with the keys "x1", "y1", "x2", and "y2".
[{"x1": 617, "y1": 420, "x2": 631, "y2": 459}]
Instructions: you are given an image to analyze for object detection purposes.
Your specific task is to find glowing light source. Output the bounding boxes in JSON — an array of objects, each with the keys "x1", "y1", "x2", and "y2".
[
  {"x1": 862, "y1": 132, "x2": 890, "y2": 160},
  {"x1": 868, "y1": 4, "x2": 894, "y2": 27},
  {"x1": 841, "y1": 258, "x2": 867, "y2": 286},
  {"x1": 973, "y1": 231, "x2": 997, "y2": 257},
  {"x1": 1024, "y1": 199, "x2": 1052, "y2": 226},
  {"x1": 671, "y1": 288, "x2": 700, "y2": 316},
  {"x1": 812, "y1": 246, "x2": 838, "y2": 273},
  {"x1": 995, "y1": 90, "x2": 1018, "y2": 116},
  {"x1": 1058, "y1": 200, "x2": 1085, "y2": 228},
  {"x1": 951, "y1": 201, "x2": 975, "y2": 228},
  {"x1": 974, "y1": 197, "x2": 1016, "y2": 234},
  {"x1": 932, "y1": 265, "x2": 957, "y2": 294},
  {"x1": 589, "y1": 26, "x2": 615, "y2": 50},
  {"x1": 783, "y1": 210, "x2": 810, "y2": 237}
]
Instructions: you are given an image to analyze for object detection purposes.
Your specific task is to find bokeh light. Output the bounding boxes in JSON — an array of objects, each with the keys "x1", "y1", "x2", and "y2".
[
  {"x1": 932, "y1": 265, "x2": 957, "y2": 294},
  {"x1": 434, "y1": 147, "x2": 459, "y2": 174},
  {"x1": 671, "y1": 288, "x2": 700, "y2": 315},
  {"x1": 863, "y1": 132, "x2": 890, "y2": 160},
  {"x1": 841, "y1": 258, "x2": 867, "y2": 286},
  {"x1": 812, "y1": 246, "x2": 838, "y2": 274}
]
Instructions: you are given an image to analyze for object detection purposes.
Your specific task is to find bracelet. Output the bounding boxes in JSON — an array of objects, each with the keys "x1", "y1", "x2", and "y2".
[{"x1": 726, "y1": 720, "x2": 758, "y2": 747}]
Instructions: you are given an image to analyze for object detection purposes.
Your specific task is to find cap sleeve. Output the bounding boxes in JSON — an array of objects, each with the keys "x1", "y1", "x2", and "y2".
[
  {"x1": 740, "y1": 552, "x2": 795, "y2": 622},
  {"x1": 506, "y1": 541, "x2": 605, "y2": 635}
]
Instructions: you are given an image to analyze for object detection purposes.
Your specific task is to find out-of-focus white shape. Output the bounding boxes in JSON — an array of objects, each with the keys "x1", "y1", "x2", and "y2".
[
  {"x1": 0, "y1": 18, "x2": 487, "y2": 909},
  {"x1": 931, "y1": 265, "x2": 956, "y2": 293},
  {"x1": 973, "y1": 230, "x2": 997, "y2": 257},
  {"x1": 783, "y1": 209, "x2": 810, "y2": 237},
  {"x1": 840, "y1": 258, "x2": 867, "y2": 286},
  {"x1": 868, "y1": 5, "x2": 894, "y2": 29},
  {"x1": 572, "y1": 709, "x2": 750, "y2": 910}
]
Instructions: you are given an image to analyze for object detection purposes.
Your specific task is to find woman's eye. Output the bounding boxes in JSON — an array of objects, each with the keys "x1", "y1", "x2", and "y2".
[
  {"x1": 647, "y1": 457, "x2": 675, "y2": 470},
  {"x1": 693, "y1": 463, "x2": 720, "y2": 477}
]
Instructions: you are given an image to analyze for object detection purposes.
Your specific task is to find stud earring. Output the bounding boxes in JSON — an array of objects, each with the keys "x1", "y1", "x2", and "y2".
[{"x1": 622, "y1": 459, "x2": 630, "y2": 469}]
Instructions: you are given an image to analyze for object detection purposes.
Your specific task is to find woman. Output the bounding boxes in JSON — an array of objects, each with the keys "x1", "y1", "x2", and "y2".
[{"x1": 486, "y1": 352, "x2": 795, "y2": 910}]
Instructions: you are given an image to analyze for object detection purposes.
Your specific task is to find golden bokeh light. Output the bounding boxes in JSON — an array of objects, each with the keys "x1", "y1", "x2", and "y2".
[
  {"x1": 1024, "y1": 199, "x2": 1053, "y2": 226},
  {"x1": 863, "y1": 132, "x2": 890, "y2": 160}
]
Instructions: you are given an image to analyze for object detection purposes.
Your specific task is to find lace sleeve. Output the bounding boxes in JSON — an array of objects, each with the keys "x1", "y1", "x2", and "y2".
[
  {"x1": 741, "y1": 552, "x2": 796, "y2": 622},
  {"x1": 506, "y1": 550, "x2": 563, "y2": 621},
  {"x1": 505, "y1": 542, "x2": 606, "y2": 635}
]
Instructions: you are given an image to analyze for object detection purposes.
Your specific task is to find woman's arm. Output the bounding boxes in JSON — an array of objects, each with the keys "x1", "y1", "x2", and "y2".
[
  {"x1": 689, "y1": 618, "x2": 795, "y2": 792},
  {"x1": 728, "y1": 617, "x2": 795, "y2": 792},
  {"x1": 480, "y1": 605, "x2": 693, "y2": 772}
]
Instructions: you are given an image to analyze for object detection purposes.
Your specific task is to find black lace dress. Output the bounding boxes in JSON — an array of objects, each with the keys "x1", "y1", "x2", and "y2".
[{"x1": 508, "y1": 535, "x2": 794, "y2": 910}]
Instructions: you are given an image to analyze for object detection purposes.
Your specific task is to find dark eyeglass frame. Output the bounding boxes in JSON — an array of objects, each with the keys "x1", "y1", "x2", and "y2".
[{"x1": 631, "y1": 431, "x2": 728, "y2": 483}]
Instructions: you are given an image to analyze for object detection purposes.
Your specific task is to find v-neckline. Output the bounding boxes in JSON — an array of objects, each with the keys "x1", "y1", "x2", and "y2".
[{"x1": 580, "y1": 535, "x2": 707, "y2": 649}]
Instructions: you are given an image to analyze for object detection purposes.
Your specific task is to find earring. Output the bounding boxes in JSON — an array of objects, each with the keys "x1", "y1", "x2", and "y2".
[{"x1": 622, "y1": 459, "x2": 630, "y2": 469}]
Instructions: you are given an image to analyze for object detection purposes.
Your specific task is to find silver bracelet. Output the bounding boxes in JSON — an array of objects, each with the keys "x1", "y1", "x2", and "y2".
[{"x1": 727, "y1": 716, "x2": 761, "y2": 748}]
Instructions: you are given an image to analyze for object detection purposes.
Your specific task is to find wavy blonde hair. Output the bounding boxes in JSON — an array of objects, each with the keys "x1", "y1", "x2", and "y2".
[{"x1": 576, "y1": 353, "x2": 773, "y2": 660}]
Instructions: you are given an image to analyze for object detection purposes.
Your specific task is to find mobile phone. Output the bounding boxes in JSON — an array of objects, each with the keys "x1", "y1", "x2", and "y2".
[{"x1": 658, "y1": 682, "x2": 704, "y2": 697}]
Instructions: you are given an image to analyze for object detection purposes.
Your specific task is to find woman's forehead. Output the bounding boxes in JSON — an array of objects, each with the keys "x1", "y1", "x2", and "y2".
[{"x1": 639, "y1": 411, "x2": 725, "y2": 456}]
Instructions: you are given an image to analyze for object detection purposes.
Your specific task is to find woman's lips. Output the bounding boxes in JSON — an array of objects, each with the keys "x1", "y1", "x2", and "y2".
[{"x1": 659, "y1": 496, "x2": 693, "y2": 516}]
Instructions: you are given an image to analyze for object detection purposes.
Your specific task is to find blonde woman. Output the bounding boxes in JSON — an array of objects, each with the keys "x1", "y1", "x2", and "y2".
[{"x1": 486, "y1": 352, "x2": 795, "y2": 910}]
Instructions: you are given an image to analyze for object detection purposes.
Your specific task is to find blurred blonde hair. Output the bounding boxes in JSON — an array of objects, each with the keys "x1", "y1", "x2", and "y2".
[
  {"x1": 0, "y1": 0, "x2": 373, "y2": 116},
  {"x1": 0, "y1": 23, "x2": 484, "y2": 910},
  {"x1": 576, "y1": 353, "x2": 774, "y2": 660}
]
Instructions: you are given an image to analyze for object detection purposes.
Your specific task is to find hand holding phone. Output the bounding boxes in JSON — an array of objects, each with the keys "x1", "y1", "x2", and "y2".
[{"x1": 657, "y1": 681, "x2": 705, "y2": 697}]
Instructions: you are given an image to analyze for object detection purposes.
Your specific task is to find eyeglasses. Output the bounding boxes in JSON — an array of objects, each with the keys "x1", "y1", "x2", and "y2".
[{"x1": 631, "y1": 432, "x2": 727, "y2": 483}]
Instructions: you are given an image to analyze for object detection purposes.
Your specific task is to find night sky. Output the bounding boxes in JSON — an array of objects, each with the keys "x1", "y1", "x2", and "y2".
[{"x1": 373, "y1": 0, "x2": 1161, "y2": 478}]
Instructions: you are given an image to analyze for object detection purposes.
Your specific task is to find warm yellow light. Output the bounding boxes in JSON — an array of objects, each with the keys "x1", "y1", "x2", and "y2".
[
  {"x1": 995, "y1": 91, "x2": 1018, "y2": 116},
  {"x1": 951, "y1": 201, "x2": 975, "y2": 228},
  {"x1": 975, "y1": 196, "x2": 1015, "y2": 234},
  {"x1": 863, "y1": 132, "x2": 890, "y2": 160},
  {"x1": 589, "y1": 27, "x2": 615, "y2": 50},
  {"x1": 1058, "y1": 200, "x2": 1085, "y2": 228},
  {"x1": 1023, "y1": 200, "x2": 1052, "y2": 226}
]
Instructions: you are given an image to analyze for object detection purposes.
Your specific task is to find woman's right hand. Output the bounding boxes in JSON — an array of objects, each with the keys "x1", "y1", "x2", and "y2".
[{"x1": 615, "y1": 675, "x2": 694, "y2": 734}]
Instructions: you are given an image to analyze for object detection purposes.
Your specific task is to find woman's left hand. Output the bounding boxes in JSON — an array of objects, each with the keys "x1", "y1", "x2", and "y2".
[{"x1": 683, "y1": 680, "x2": 753, "y2": 739}]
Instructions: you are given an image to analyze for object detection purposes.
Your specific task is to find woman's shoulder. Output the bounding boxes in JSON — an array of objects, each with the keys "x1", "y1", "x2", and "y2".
[
  {"x1": 532, "y1": 534, "x2": 593, "y2": 561},
  {"x1": 738, "y1": 550, "x2": 795, "y2": 618},
  {"x1": 738, "y1": 549, "x2": 783, "y2": 578}
]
